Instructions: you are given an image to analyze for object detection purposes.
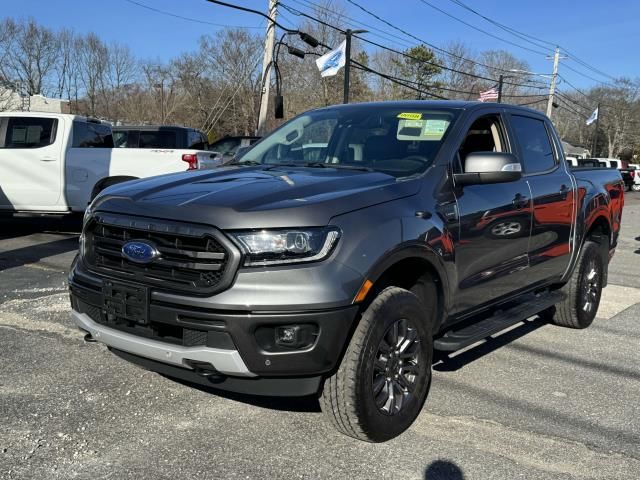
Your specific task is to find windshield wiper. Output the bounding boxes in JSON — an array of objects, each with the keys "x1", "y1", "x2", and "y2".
[
  {"x1": 226, "y1": 160, "x2": 262, "y2": 166},
  {"x1": 262, "y1": 162, "x2": 375, "y2": 172}
]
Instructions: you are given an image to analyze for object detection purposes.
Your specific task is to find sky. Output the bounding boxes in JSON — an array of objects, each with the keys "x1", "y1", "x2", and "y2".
[{"x1": 3, "y1": 0, "x2": 638, "y2": 91}]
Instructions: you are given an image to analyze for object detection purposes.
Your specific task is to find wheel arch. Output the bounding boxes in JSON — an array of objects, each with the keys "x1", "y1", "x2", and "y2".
[
  {"x1": 90, "y1": 176, "x2": 139, "y2": 201},
  {"x1": 358, "y1": 244, "x2": 450, "y2": 333}
]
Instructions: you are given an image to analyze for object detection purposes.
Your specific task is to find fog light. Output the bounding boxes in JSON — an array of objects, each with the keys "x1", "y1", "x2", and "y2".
[{"x1": 276, "y1": 326, "x2": 300, "y2": 346}]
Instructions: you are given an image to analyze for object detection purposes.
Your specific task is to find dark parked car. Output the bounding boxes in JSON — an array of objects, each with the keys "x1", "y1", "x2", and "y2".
[
  {"x1": 71, "y1": 101, "x2": 624, "y2": 442},
  {"x1": 208, "y1": 135, "x2": 260, "y2": 162},
  {"x1": 113, "y1": 125, "x2": 208, "y2": 150}
]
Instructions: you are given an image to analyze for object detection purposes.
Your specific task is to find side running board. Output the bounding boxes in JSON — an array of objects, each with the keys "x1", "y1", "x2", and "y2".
[{"x1": 434, "y1": 291, "x2": 566, "y2": 352}]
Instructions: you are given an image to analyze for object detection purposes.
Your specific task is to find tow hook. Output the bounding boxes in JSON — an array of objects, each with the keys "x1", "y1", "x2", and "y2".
[{"x1": 185, "y1": 359, "x2": 223, "y2": 381}]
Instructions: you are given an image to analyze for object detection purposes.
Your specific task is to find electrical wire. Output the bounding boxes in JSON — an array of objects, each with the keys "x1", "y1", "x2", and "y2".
[
  {"x1": 342, "y1": 0, "x2": 537, "y2": 76},
  {"x1": 286, "y1": 0, "x2": 417, "y2": 50},
  {"x1": 280, "y1": 2, "x2": 548, "y2": 90},
  {"x1": 446, "y1": 0, "x2": 619, "y2": 84},
  {"x1": 205, "y1": 0, "x2": 297, "y2": 33},
  {"x1": 123, "y1": 0, "x2": 263, "y2": 29},
  {"x1": 415, "y1": 0, "x2": 550, "y2": 56}
]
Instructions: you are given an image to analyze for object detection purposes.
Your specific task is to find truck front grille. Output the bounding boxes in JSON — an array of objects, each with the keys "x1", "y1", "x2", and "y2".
[{"x1": 83, "y1": 213, "x2": 240, "y2": 295}]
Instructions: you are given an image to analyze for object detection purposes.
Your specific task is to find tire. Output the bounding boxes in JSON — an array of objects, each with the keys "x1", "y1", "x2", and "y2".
[
  {"x1": 632, "y1": 184, "x2": 640, "y2": 192},
  {"x1": 545, "y1": 240, "x2": 604, "y2": 329},
  {"x1": 319, "y1": 286, "x2": 434, "y2": 442}
]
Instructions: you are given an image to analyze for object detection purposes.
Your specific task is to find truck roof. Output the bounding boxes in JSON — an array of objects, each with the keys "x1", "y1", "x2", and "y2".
[
  {"x1": 312, "y1": 100, "x2": 547, "y2": 117},
  {"x1": 0, "y1": 111, "x2": 110, "y2": 124},
  {"x1": 113, "y1": 125, "x2": 201, "y2": 132}
]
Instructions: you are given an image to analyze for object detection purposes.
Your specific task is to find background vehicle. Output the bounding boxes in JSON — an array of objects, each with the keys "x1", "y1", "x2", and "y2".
[
  {"x1": 577, "y1": 158, "x2": 605, "y2": 167},
  {"x1": 203, "y1": 135, "x2": 260, "y2": 166},
  {"x1": 628, "y1": 163, "x2": 640, "y2": 192},
  {"x1": 113, "y1": 125, "x2": 208, "y2": 150},
  {"x1": 70, "y1": 101, "x2": 624, "y2": 442},
  {"x1": 0, "y1": 112, "x2": 217, "y2": 214}
]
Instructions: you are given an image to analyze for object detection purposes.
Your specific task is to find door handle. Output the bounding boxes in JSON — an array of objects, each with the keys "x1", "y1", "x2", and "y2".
[
  {"x1": 559, "y1": 184, "x2": 570, "y2": 199},
  {"x1": 512, "y1": 193, "x2": 528, "y2": 209},
  {"x1": 40, "y1": 156, "x2": 56, "y2": 162}
]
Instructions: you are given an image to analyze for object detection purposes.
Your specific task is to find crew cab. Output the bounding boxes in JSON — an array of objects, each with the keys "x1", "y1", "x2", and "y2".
[
  {"x1": 70, "y1": 101, "x2": 624, "y2": 442},
  {"x1": 113, "y1": 125, "x2": 209, "y2": 150},
  {"x1": 0, "y1": 112, "x2": 215, "y2": 214}
]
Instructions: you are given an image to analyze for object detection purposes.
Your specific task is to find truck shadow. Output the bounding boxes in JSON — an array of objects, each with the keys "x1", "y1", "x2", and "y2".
[
  {"x1": 171, "y1": 318, "x2": 547, "y2": 414},
  {"x1": 433, "y1": 317, "x2": 546, "y2": 372},
  {"x1": 0, "y1": 216, "x2": 81, "y2": 271},
  {"x1": 168, "y1": 376, "x2": 322, "y2": 412}
]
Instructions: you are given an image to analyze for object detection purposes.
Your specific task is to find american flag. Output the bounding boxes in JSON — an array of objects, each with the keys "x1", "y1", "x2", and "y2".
[{"x1": 479, "y1": 86, "x2": 499, "y2": 102}]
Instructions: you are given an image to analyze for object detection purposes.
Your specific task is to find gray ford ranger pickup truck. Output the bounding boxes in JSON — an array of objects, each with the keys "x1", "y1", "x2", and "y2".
[{"x1": 70, "y1": 101, "x2": 624, "y2": 442}]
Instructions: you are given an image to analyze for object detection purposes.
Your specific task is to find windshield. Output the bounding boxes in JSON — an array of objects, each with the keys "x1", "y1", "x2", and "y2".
[{"x1": 239, "y1": 106, "x2": 459, "y2": 178}]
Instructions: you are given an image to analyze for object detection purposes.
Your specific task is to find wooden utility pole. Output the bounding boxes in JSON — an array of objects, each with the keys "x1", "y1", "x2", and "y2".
[{"x1": 256, "y1": 0, "x2": 277, "y2": 135}]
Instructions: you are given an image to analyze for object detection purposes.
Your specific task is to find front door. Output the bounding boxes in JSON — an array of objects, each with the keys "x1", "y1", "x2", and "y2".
[
  {"x1": 451, "y1": 111, "x2": 533, "y2": 314},
  {"x1": 0, "y1": 115, "x2": 63, "y2": 210}
]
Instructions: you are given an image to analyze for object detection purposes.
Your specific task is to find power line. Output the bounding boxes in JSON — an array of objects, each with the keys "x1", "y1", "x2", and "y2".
[
  {"x1": 446, "y1": 0, "x2": 555, "y2": 50},
  {"x1": 557, "y1": 75, "x2": 592, "y2": 100},
  {"x1": 280, "y1": 2, "x2": 549, "y2": 90},
  {"x1": 123, "y1": 0, "x2": 263, "y2": 29},
  {"x1": 415, "y1": 0, "x2": 550, "y2": 56},
  {"x1": 204, "y1": 0, "x2": 296, "y2": 32},
  {"x1": 446, "y1": 0, "x2": 619, "y2": 84},
  {"x1": 516, "y1": 98, "x2": 548, "y2": 107},
  {"x1": 554, "y1": 90, "x2": 593, "y2": 113},
  {"x1": 562, "y1": 62, "x2": 617, "y2": 87},
  {"x1": 342, "y1": 0, "x2": 533, "y2": 76},
  {"x1": 286, "y1": 0, "x2": 417, "y2": 50}
]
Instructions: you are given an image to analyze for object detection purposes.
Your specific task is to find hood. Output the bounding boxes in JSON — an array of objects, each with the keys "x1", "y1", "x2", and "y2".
[{"x1": 93, "y1": 165, "x2": 421, "y2": 229}]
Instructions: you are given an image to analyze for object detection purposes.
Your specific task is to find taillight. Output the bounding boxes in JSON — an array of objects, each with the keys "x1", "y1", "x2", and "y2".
[
  {"x1": 631, "y1": 170, "x2": 635, "y2": 179},
  {"x1": 182, "y1": 153, "x2": 198, "y2": 170}
]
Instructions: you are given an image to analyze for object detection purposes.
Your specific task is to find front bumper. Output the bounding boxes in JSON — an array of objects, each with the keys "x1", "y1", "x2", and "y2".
[
  {"x1": 72, "y1": 309, "x2": 254, "y2": 376},
  {"x1": 70, "y1": 261, "x2": 360, "y2": 385}
]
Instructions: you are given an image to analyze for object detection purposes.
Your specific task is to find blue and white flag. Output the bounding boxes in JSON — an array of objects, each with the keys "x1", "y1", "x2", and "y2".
[
  {"x1": 586, "y1": 107, "x2": 599, "y2": 125},
  {"x1": 315, "y1": 40, "x2": 347, "y2": 77}
]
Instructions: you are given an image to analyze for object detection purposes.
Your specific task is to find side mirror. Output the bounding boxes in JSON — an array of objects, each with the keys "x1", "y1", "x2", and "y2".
[{"x1": 454, "y1": 152, "x2": 522, "y2": 186}]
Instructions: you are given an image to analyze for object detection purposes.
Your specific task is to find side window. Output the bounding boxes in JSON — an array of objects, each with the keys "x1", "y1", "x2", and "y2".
[
  {"x1": 73, "y1": 122, "x2": 114, "y2": 148},
  {"x1": 510, "y1": 115, "x2": 556, "y2": 174},
  {"x1": 457, "y1": 115, "x2": 506, "y2": 173},
  {"x1": 0, "y1": 117, "x2": 58, "y2": 149},
  {"x1": 139, "y1": 131, "x2": 176, "y2": 148},
  {"x1": 113, "y1": 131, "x2": 128, "y2": 148},
  {"x1": 187, "y1": 130, "x2": 206, "y2": 150}
]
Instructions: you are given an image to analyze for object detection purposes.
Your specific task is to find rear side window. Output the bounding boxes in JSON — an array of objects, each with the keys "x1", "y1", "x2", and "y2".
[
  {"x1": 139, "y1": 131, "x2": 176, "y2": 148},
  {"x1": 511, "y1": 115, "x2": 556, "y2": 173},
  {"x1": 0, "y1": 116, "x2": 58, "y2": 148},
  {"x1": 73, "y1": 122, "x2": 113, "y2": 148},
  {"x1": 188, "y1": 130, "x2": 207, "y2": 150},
  {"x1": 113, "y1": 130, "x2": 140, "y2": 148}
]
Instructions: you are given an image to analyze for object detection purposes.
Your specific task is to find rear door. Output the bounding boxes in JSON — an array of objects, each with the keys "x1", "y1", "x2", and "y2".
[
  {"x1": 452, "y1": 109, "x2": 533, "y2": 313},
  {"x1": 65, "y1": 121, "x2": 113, "y2": 209},
  {"x1": 0, "y1": 115, "x2": 64, "y2": 210},
  {"x1": 508, "y1": 113, "x2": 575, "y2": 285}
]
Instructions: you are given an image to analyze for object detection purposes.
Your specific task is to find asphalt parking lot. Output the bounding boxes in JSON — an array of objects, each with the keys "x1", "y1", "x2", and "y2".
[{"x1": 1, "y1": 195, "x2": 639, "y2": 480}]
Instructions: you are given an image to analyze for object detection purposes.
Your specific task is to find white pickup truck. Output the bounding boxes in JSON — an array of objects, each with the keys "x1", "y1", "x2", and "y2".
[{"x1": 0, "y1": 112, "x2": 218, "y2": 214}]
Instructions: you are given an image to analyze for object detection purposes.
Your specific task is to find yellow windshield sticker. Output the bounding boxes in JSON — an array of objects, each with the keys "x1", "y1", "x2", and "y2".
[{"x1": 397, "y1": 112, "x2": 422, "y2": 120}]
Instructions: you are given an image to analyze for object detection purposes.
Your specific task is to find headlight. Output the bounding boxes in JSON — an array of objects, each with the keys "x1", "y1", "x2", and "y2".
[{"x1": 229, "y1": 227, "x2": 340, "y2": 266}]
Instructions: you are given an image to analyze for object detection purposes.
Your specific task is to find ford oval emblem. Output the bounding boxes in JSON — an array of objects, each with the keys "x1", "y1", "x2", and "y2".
[{"x1": 121, "y1": 240, "x2": 160, "y2": 264}]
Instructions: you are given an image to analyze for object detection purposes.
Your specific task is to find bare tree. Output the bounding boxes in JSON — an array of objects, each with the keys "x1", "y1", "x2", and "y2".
[
  {"x1": 0, "y1": 18, "x2": 59, "y2": 95},
  {"x1": 77, "y1": 33, "x2": 109, "y2": 117}
]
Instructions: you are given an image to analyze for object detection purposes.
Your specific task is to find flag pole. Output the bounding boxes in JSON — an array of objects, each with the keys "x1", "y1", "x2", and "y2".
[{"x1": 591, "y1": 103, "x2": 600, "y2": 156}]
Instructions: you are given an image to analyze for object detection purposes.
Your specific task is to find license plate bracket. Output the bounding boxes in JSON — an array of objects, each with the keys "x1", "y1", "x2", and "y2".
[{"x1": 102, "y1": 280, "x2": 149, "y2": 325}]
